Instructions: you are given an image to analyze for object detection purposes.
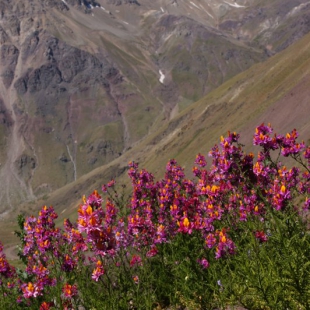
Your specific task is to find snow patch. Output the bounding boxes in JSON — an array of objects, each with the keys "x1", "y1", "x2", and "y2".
[
  {"x1": 61, "y1": 0, "x2": 68, "y2": 5},
  {"x1": 224, "y1": 1, "x2": 245, "y2": 8},
  {"x1": 123, "y1": 21, "x2": 129, "y2": 25},
  {"x1": 199, "y1": 4, "x2": 214, "y2": 19},
  {"x1": 198, "y1": 104, "x2": 211, "y2": 118},
  {"x1": 258, "y1": 17, "x2": 279, "y2": 34},
  {"x1": 66, "y1": 145, "x2": 77, "y2": 181},
  {"x1": 288, "y1": 2, "x2": 310, "y2": 16},
  {"x1": 190, "y1": 1, "x2": 201, "y2": 10},
  {"x1": 229, "y1": 86, "x2": 244, "y2": 103},
  {"x1": 160, "y1": 7, "x2": 164, "y2": 13},
  {"x1": 100, "y1": 6, "x2": 111, "y2": 14},
  {"x1": 159, "y1": 70, "x2": 165, "y2": 84},
  {"x1": 258, "y1": 20, "x2": 271, "y2": 32},
  {"x1": 163, "y1": 31, "x2": 174, "y2": 42}
]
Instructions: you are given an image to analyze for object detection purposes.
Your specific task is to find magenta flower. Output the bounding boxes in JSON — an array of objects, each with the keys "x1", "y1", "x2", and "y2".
[
  {"x1": 146, "y1": 245, "x2": 158, "y2": 257},
  {"x1": 130, "y1": 255, "x2": 142, "y2": 267},
  {"x1": 255, "y1": 231, "x2": 268, "y2": 243},
  {"x1": 197, "y1": 258, "x2": 209, "y2": 269},
  {"x1": 205, "y1": 233, "x2": 216, "y2": 249},
  {"x1": 62, "y1": 283, "x2": 78, "y2": 298},
  {"x1": 40, "y1": 301, "x2": 54, "y2": 310},
  {"x1": 21, "y1": 282, "x2": 42, "y2": 298},
  {"x1": 132, "y1": 275, "x2": 139, "y2": 284},
  {"x1": 92, "y1": 260, "x2": 105, "y2": 282},
  {"x1": 253, "y1": 123, "x2": 273, "y2": 147},
  {"x1": 195, "y1": 153, "x2": 207, "y2": 167},
  {"x1": 178, "y1": 217, "x2": 193, "y2": 234}
]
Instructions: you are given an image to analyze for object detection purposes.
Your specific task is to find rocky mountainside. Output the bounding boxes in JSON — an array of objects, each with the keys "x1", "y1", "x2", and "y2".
[{"x1": 0, "y1": 0, "x2": 310, "y2": 215}]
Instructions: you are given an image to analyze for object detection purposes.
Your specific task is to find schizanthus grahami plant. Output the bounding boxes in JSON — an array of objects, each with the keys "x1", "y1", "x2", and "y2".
[{"x1": 1, "y1": 124, "x2": 310, "y2": 309}]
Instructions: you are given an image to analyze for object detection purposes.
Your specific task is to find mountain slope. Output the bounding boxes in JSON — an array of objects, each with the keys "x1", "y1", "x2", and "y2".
[
  {"x1": 0, "y1": 0, "x2": 266, "y2": 211},
  {"x1": 1, "y1": 0, "x2": 310, "y2": 215},
  {"x1": 21, "y1": 28, "x2": 310, "y2": 228}
]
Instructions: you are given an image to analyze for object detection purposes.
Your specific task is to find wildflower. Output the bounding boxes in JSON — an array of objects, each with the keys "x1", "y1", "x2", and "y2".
[
  {"x1": 7, "y1": 282, "x2": 15, "y2": 289},
  {"x1": 178, "y1": 216, "x2": 193, "y2": 234},
  {"x1": 255, "y1": 231, "x2": 268, "y2": 243},
  {"x1": 62, "y1": 255, "x2": 76, "y2": 272},
  {"x1": 281, "y1": 129, "x2": 305, "y2": 156},
  {"x1": 32, "y1": 264, "x2": 49, "y2": 278},
  {"x1": 195, "y1": 153, "x2": 207, "y2": 167},
  {"x1": 146, "y1": 245, "x2": 158, "y2": 257},
  {"x1": 215, "y1": 229, "x2": 235, "y2": 259},
  {"x1": 40, "y1": 301, "x2": 54, "y2": 310},
  {"x1": 0, "y1": 243, "x2": 16, "y2": 279},
  {"x1": 155, "y1": 224, "x2": 167, "y2": 243},
  {"x1": 22, "y1": 282, "x2": 42, "y2": 298},
  {"x1": 130, "y1": 255, "x2": 142, "y2": 267},
  {"x1": 205, "y1": 233, "x2": 216, "y2": 249},
  {"x1": 92, "y1": 260, "x2": 105, "y2": 282},
  {"x1": 253, "y1": 123, "x2": 273, "y2": 147},
  {"x1": 62, "y1": 283, "x2": 78, "y2": 298},
  {"x1": 107, "y1": 180, "x2": 115, "y2": 187},
  {"x1": 132, "y1": 275, "x2": 139, "y2": 284},
  {"x1": 197, "y1": 258, "x2": 209, "y2": 269}
]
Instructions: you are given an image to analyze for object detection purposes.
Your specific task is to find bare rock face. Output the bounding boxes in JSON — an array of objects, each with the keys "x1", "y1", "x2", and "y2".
[
  {"x1": 218, "y1": 0, "x2": 310, "y2": 52},
  {"x1": 44, "y1": 0, "x2": 70, "y2": 11},
  {"x1": 15, "y1": 35, "x2": 119, "y2": 99},
  {"x1": 65, "y1": 0, "x2": 100, "y2": 8},
  {"x1": 0, "y1": 44, "x2": 19, "y2": 88},
  {"x1": 0, "y1": 99, "x2": 12, "y2": 128},
  {"x1": 44, "y1": 0, "x2": 98, "y2": 8},
  {"x1": 0, "y1": 0, "x2": 127, "y2": 210},
  {"x1": 105, "y1": 0, "x2": 140, "y2": 5}
]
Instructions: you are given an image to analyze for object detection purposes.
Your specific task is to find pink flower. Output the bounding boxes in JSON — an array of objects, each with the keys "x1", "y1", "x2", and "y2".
[
  {"x1": 22, "y1": 282, "x2": 42, "y2": 298},
  {"x1": 205, "y1": 233, "x2": 216, "y2": 249},
  {"x1": 146, "y1": 245, "x2": 158, "y2": 257},
  {"x1": 132, "y1": 275, "x2": 139, "y2": 284},
  {"x1": 255, "y1": 231, "x2": 268, "y2": 243},
  {"x1": 253, "y1": 124, "x2": 274, "y2": 147},
  {"x1": 195, "y1": 153, "x2": 207, "y2": 167},
  {"x1": 130, "y1": 255, "x2": 142, "y2": 267},
  {"x1": 92, "y1": 260, "x2": 105, "y2": 282},
  {"x1": 40, "y1": 301, "x2": 54, "y2": 310},
  {"x1": 107, "y1": 180, "x2": 116, "y2": 188},
  {"x1": 178, "y1": 217, "x2": 193, "y2": 234},
  {"x1": 197, "y1": 258, "x2": 209, "y2": 269},
  {"x1": 62, "y1": 283, "x2": 78, "y2": 298}
]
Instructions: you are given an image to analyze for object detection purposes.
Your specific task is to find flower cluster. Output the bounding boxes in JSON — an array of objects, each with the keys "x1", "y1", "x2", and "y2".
[
  {"x1": 16, "y1": 206, "x2": 87, "y2": 307},
  {"x1": 0, "y1": 124, "x2": 309, "y2": 309},
  {"x1": 0, "y1": 243, "x2": 16, "y2": 280},
  {"x1": 0, "y1": 241, "x2": 17, "y2": 302},
  {"x1": 71, "y1": 124, "x2": 310, "y2": 268}
]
